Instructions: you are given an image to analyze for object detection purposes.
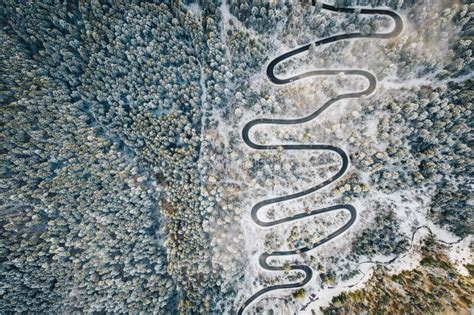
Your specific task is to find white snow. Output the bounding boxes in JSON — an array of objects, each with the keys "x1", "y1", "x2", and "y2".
[{"x1": 201, "y1": 2, "x2": 472, "y2": 313}]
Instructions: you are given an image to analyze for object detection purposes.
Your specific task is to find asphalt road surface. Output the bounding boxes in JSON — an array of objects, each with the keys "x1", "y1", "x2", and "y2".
[{"x1": 238, "y1": 4, "x2": 403, "y2": 314}]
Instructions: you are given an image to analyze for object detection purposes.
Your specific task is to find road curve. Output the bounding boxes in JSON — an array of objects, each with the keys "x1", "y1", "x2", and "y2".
[{"x1": 238, "y1": 3, "x2": 403, "y2": 315}]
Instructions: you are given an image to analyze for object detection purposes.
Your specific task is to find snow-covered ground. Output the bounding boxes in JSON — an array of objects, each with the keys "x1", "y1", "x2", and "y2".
[{"x1": 198, "y1": 1, "x2": 473, "y2": 313}]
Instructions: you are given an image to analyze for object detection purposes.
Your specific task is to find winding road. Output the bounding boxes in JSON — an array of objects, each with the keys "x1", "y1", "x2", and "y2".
[{"x1": 238, "y1": 3, "x2": 403, "y2": 314}]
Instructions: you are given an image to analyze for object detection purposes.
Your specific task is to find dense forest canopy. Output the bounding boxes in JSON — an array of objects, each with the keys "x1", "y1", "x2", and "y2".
[{"x1": 1, "y1": 0, "x2": 472, "y2": 313}]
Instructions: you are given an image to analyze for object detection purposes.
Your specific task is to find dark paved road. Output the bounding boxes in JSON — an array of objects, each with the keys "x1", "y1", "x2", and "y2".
[{"x1": 238, "y1": 3, "x2": 403, "y2": 314}]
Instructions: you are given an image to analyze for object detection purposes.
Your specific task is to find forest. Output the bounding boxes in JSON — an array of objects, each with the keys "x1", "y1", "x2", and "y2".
[{"x1": 1, "y1": 0, "x2": 472, "y2": 314}]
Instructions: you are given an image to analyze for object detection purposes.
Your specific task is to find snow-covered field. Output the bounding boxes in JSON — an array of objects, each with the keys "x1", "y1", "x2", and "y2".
[{"x1": 201, "y1": 1, "x2": 474, "y2": 313}]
